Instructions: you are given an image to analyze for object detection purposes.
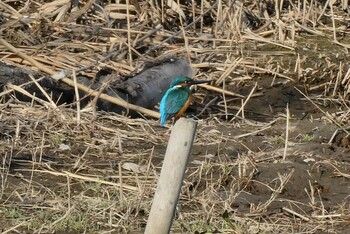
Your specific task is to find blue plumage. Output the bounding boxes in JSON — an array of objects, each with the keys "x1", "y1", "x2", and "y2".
[
  {"x1": 159, "y1": 76, "x2": 210, "y2": 126},
  {"x1": 160, "y1": 77, "x2": 191, "y2": 126}
]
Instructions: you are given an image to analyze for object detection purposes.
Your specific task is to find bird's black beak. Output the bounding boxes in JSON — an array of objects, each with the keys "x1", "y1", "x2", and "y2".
[{"x1": 187, "y1": 80, "x2": 211, "y2": 86}]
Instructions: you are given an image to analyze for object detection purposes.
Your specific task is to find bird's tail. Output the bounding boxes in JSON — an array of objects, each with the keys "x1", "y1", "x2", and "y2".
[{"x1": 160, "y1": 114, "x2": 168, "y2": 126}]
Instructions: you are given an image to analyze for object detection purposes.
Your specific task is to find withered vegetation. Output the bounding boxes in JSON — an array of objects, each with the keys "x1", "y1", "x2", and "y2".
[{"x1": 1, "y1": 0, "x2": 350, "y2": 233}]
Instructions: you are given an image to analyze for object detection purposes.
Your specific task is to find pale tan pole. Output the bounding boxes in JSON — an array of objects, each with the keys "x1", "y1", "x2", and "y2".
[{"x1": 145, "y1": 118, "x2": 198, "y2": 234}]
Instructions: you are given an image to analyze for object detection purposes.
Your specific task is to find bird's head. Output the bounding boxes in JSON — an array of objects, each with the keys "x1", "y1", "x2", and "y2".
[{"x1": 170, "y1": 76, "x2": 210, "y2": 89}]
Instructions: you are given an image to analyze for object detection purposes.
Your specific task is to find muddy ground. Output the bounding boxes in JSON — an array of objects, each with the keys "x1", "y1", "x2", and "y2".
[{"x1": 1, "y1": 1, "x2": 350, "y2": 233}]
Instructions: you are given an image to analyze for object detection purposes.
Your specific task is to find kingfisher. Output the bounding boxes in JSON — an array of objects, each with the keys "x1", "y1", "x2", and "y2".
[{"x1": 159, "y1": 76, "x2": 210, "y2": 126}]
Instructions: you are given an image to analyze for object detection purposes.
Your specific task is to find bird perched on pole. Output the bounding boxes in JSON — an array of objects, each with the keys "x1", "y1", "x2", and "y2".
[{"x1": 159, "y1": 76, "x2": 210, "y2": 126}]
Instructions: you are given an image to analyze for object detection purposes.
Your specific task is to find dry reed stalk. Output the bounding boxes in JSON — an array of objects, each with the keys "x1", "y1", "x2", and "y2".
[
  {"x1": 72, "y1": 70, "x2": 81, "y2": 124},
  {"x1": 144, "y1": 2, "x2": 218, "y2": 54},
  {"x1": 1, "y1": 221, "x2": 28, "y2": 234},
  {"x1": 329, "y1": 1, "x2": 337, "y2": 42},
  {"x1": 231, "y1": 82, "x2": 257, "y2": 122},
  {"x1": 332, "y1": 62, "x2": 342, "y2": 97},
  {"x1": 245, "y1": 64, "x2": 294, "y2": 81},
  {"x1": 282, "y1": 207, "x2": 310, "y2": 221},
  {"x1": 19, "y1": 169, "x2": 139, "y2": 192},
  {"x1": 295, "y1": 87, "x2": 348, "y2": 134},
  {"x1": 199, "y1": 83, "x2": 244, "y2": 97},
  {"x1": 28, "y1": 74, "x2": 57, "y2": 108},
  {"x1": 222, "y1": 82, "x2": 228, "y2": 120},
  {"x1": 5, "y1": 83, "x2": 52, "y2": 108},
  {"x1": 215, "y1": 57, "x2": 243, "y2": 86},
  {"x1": 126, "y1": 0, "x2": 132, "y2": 66},
  {"x1": 242, "y1": 34, "x2": 294, "y2": 51},
  {"x1": 66, "y1": 175, "x2": 71, "y2": 209},
  {"x1": 233, "y1": 125, "x2": 272, "y2": 139},
  {"x1": 253, "y1": 169, "x2": 294, "y2": 213},
  {"x1": 178, "y1": 0, "x2": 192, "y2": 64},
  {"x1": 283, "y1": 103, "x2": 290, "y2": 160},
  {"x1": 294, "y1": 53, "x2": 301, "y2": 80},
  {"x1": 49, "y1": 205, "x2": 75, "y2": 228},
  {"x1": 294, "y1": 21, "x2": 325, "y2": 36},
  {"x1": 118, "y1": 163, "x2": 124, "y2": 208}
]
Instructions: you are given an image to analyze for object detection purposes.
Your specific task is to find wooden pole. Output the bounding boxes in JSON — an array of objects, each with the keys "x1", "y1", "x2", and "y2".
[{"x1": 145, "y1": 118, "x2": 198, "y2": 234}]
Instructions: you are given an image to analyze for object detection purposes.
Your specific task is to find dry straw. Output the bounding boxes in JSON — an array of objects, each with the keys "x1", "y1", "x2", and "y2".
[{"x1": 0, "y1": 0, "x2": 349, "y2": 233}]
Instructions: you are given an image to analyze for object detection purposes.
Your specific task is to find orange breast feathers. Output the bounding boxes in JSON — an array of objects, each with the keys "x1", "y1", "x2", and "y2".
[{"x1": 175, "y1": 93, "x2": 192, "y2": 120}]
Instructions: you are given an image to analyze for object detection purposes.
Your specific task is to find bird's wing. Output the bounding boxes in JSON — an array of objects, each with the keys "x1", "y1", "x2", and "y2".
[{"x1": 163, "y1": 89, "x2": 189, "y2": 115}]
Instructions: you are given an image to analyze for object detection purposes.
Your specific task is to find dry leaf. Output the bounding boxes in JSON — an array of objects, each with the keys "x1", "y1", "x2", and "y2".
[
  {"x1": 122, "y1": 162, "x2": 147, "y2": 173},
  {"x1": 166, "y1": 0, "x2": 186, "y2": 20}
]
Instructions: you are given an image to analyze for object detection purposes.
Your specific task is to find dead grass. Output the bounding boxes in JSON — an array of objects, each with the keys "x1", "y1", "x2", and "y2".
[{"x1": 1, "y1": 0, "x2": 350, "y2": 233}]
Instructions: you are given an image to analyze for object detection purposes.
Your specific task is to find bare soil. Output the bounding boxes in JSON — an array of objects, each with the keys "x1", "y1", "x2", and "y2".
[
  {"x1": 1, "y1": 74, "x2": 349, "y2": 233},
  {"x1": 1, "y1": 0, "x2": 350, "y2": 233}
]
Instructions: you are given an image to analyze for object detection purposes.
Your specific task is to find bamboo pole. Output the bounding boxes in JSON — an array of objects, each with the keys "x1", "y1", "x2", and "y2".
[{"x1": 145, "y1": 118, "x2": 198, "y2": 234}]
